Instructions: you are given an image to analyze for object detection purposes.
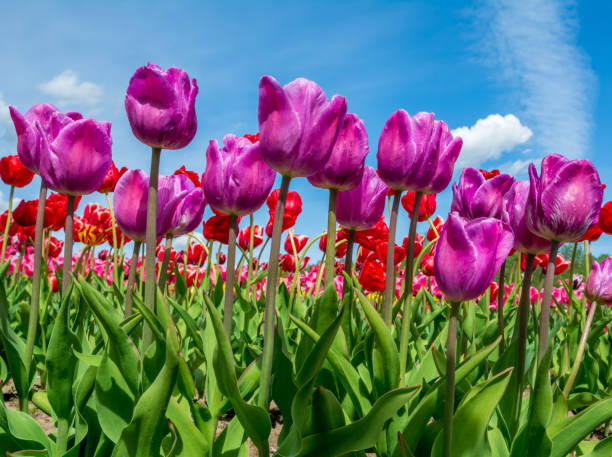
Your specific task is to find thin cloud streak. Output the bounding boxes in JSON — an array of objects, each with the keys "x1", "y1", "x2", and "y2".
[{"x1": 479, "y1": 0, "x2": 596, "y2": 159}]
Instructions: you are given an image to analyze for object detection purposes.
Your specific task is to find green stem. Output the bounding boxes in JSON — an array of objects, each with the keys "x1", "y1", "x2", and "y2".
[
  {"x1": 24, "y1": 182, "x2": 48, "y2": 388},
  {"x1": 383, "y1": 192, "x2": 401, "y2": 326},
  {"x1": 342, "y1": 230, "x2": 356, "y2": 347},
  {"x1": 538, "y1": 241, "x2": 560, "y2": 363},
  {"x1": 563, "y1": 301, "x2": 597, "y2": 397},
  {"x1": 324, "y1": 189, "x2": 338, "y2": 288},
  {"x1": 443, "y1": 301, "x2": 461, "y2": 457},
  {"x1": 143, "y1": 146, "x2": 161, "y2": 349},
  {"x1": 313, "y1": 253, "x2": 325, "y2": 298},
  {"x1": 105, "y1": 192, "x2": 119, "y2": 287},
  {"x1": 258, "y1": 175, "x2": 291, "y2": 408},
  {"x1": 125, "y1": 241, "x2": 141, "y2": 318},
  {"x1": 158, "y1": 235, "x2": 173, "y2": 291},
  {"x1": 567, "y1": 242, "x2": 578, "y2": 322},
  {"x1": 55, "y1": 418, "x2": 69, "y2": 456},
  {"x1": 247, "y1": 213, "x2": 255, "y2": 291},
  {"x1": 223, "y1": 214, "x2": 238, "y2": 336},
  {"x1": 497, "y1": 260, "x2": 507, "y2": 355},
  {"x1": 0, "y1": 185, "x2": 14, "y2": 264},
  {"x1": 61, "y1": 196, "x2": 75, "y2": 295},
  {"x1": 399, "y1": 191, "x2": 422, "y2": 384},
  {"x1": 513, "y1": 253, "x2": 535, "y2": 426}
]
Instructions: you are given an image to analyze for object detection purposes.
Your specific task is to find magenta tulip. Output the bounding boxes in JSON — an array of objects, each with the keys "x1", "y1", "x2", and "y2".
[
  {"x1": 527, "y1": 154, "x2": 603, "y2": 243},
  {"x1": 337, "y1": 166, "x2": 389, "y2": 231},
  {"x1": 434, "y1": 212, "x2": 514, "y2": 302},
  {"x1": 451, "y1": 167, "x2": 514, "y2": 220},
  {"x1": 125, "y1": 63, "x2": 198, "y2": 150},
  {"x1": 585, "y1": 258, "x2": 612, "y2": 305},
  {"x1": 165, "y1": 175, "x2": 207, "y2": 238},
  {"x1": 258, "y1": 75, "x2": 347, "y2": 178},
  {"x1": 307, "y1": 113, "x2": 368, "y2": 190},
  {"x1": 203, "y1": 134, "x2": 276, "y2": 216}
]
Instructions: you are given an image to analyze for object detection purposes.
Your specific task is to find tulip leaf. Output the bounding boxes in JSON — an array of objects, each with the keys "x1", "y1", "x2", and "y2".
[
  {"x1": 204, "y1": 294, "x2": 271, "y2": 455},
  {"x1": 0, "y1": 403, "x2": 53, "y2": 454},
  {"x1": 431, "y1": 367, "x2": 514, "y2": 457},
  {"x1": 579, "y1": 435, "x2": 612, "y2": 457},
  {"x1": 166, "y1": 398, "x2": 210, "y2": 456},
  {"x1": 112, "y1": 326, "x2": 180, "y2": 457}
]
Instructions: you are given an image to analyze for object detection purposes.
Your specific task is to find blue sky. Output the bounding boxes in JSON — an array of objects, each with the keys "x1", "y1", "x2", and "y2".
[{"x1": 1, "y1": 0, "x2": 611, "y2": 254}]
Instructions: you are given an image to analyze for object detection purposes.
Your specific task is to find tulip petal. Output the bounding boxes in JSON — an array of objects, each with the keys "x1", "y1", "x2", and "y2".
[
  {"x1": 114, "y1": 170, "x2": 149, "y2": 241},
  {"x1": 377, "y1": 110, "x2": 417, "y2": 190},
  {"x1": 470, "y1": 173, "x2": 514, "y2": 219}
]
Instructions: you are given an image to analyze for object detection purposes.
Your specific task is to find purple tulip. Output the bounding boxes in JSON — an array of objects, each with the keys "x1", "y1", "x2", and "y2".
[
  {"x1": 125, "y1": 63, "x2": 198, "y2": 150},
  {"x1": 307, "y1": 113, "x2": 369, "y2": 190},
  {"x1": 434, "y1": 212, "x2": 514, "y2": 302},
  {"x1": 114, "y1": 170, "x2": 192, "y2": 241},
  {"x1": 585, "y1": 258, "x2": 612, "y2": 305},
  {"x1": 502, "y1": 181, "x2": 551, "y2": 254},
  {"x1": 451, "y1": 167, "x2": 515, "y2": 220},
  {"x1": 166, "y1": 175, "x2": 207, "y2": 238},
  {"x1": 34, "y1": 117, "x2": 112, "y2": 196},
  {"x1": 377, "y1": 110, "x2": 462, "y2": 193},
  {"x1": 258, "y1": 76, "x2": 347, "y2": 178},
  {"x1": 9, "y1": 104, "x2": 83, "y2": 174},
  {"x1": 203, "y1": 134, "x2": 276, "y2": 216},
  {"x1": 527, "y1": 154, "x2": 603, "y2": 243},
  {"x1": 337, "y1": 166, "x2": 389, "y2": 231}
]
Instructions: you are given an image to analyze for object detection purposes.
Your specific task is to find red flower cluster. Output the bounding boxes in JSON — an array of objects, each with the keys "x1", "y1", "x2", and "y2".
[
  {"x1": 203, "y1": 210, "x2": 242, "y2": 244},
  {"x1": 265, "y1": 189, "x2": 303, "y2": 237},
  {"x1": 520, "y1": 252, "x2": 570, "y2": 275},
  {"x1": 318, "y1": 229, "x2": 350, "y2": 258},
  {"x1": 401, "y1": 192, "x2": 436, "y2": 222},
  {"x1": 74, "y1": 204, "x2": 112, "y2": 246}
]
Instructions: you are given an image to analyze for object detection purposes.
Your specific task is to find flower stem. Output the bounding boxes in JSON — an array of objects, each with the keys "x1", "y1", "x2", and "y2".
[
  {"x1": 399, "y1": 191, "x2": 422, "y2": 384},
  {"x1": 105, "y1": 192, "x2": 119, "y2": 286},
  {"x1": 383, "y1": 192, "x2": 401, "y2": 326},
  {"x1": 342, "y1": 229, "x2": 356, "y2": 345},
  {"x1": 0, "y1": 185, "x2": 15, "y2": 264},
  {"x1": 567, "y1": 242, "x2": 578, "y2": 322},
  {"x1": 247, "y1": 213, "x2": 255, "y2": 291},
  {"x1": 324, "y1": 189, "x2": 338, "y2": 288},
  {"x1": 143, "y1": 146, "x2": 161, "y2": 349},
  {"x1": 513, "y1": 253, "x2": 535, "y2": 426},
  {"x1": 55, "y1": 418, "x2": 69, "y2": 456},
  {"x1": 538, "y1": 241, "x2": 560, "y2": 363},
  {"x1": 443, "y1": 301, "x2": 461, "y2": 457},
  {"x1": 258, "y1": 175, "x2": 291, "y2": 408},
  {"x1": 158, "y1": 235, "x2": 173, "y2": 291},
  {"x1": 24, "y1": 182, "x2": 47, "y2": 388},
  {"x1": 61, "y1": 196, "x2": 75, "y2": 295},
  {"x1": 223, "y1": 214, "x2": 238, "y2": 336},
  {"x1": 563, "y1": 301, "x2": 597, "y2": 398},
  {"x1": 497, "y1": 260, "x2": 507, "y2": 355},
  {"x1": 125, "y1": 241, "x2": 141, "y2": 318}
]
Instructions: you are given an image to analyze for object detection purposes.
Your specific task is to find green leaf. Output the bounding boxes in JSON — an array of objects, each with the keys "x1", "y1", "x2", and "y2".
[
  {"x1": 204, "y1": 295, "x2": 271, "y2": 455},
  {"x1": 166, "y1": 398, "x2": 210, "y2": 457},
  {"x1": 580, "y1": 435, "x2": 612, "y2": 457},
  {"x1": 0, "y1": 404, "x2": 53, "y2": 454},
  {"x1": 112, "y1": 326, "x2": 180, "y2": 457},
  {"x1": 431, "y1": 367, "x2": 514, "y2": 457}
]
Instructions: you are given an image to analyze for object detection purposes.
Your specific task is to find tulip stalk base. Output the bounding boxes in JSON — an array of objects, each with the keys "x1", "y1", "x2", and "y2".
[
  {"x1": 125, "y1": 241, "x2": 141, "y2": 318},
  {"x1": 383, "y1": 192, "x2": 401, "y2": 326},
  {"x1": 538, "y1": 241, "x2": 560, "y2": 363},
  {"x1": 61, "y1": 196, "x2": 75, "y2": 296},
  {"x1": 399, "y1": 191, "x2": 422, "y2": 384},
  {"x1": 324, "y1": 189, "x2": 338, "y2": 288},
  {"x1": 258, "y1": 175, "x2": 291, "y2": 408},
  {"x1": 158, "y1": 236, "x2": 173, "y2": 291},
  {"x1": 443, "y1": 301, "x2": 461, "y2": 457},
  {"x1": 23, "y1": 182, "x2": 48, "y2": 392},
  {"x1": 143, "y1": 146, "x2": 161, "y2": 349},
  {"x1": 223, "y1": 215, "x2": 238, "y2": 336}
]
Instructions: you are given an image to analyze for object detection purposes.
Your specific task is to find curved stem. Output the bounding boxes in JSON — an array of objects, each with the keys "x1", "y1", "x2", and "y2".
[
  {"x1": 258, "y1": 175, "x2": 291, "y2": 408},
  {"x1": 61, "y1": 196, "x2": 75, "y2": 295},
  {"x1": 125, "y1": 241, "x2": 141, "y2": 318},
  {"x1": 223, "y1": 214, "x2": 238, "y2": 336},
  {"x1": 383, "y1": 192, "x2": 401, "y2": 326},
  {"x1": 143, "y1": 146, "x2": 161, "y2": 349},
  {"x1": 513, "y1": 253, "x2": 535, "y2": 425},
  {"x1": 443, "y1": 301, "x2": 461, "y2": 457},
  {"x1": 563, "y1": 301, "x2": 597, "y2": 397},
  {"x1": 24, "y1": 182, "x2": 47, "y2": 388},
  {"x1": 324, "y1": 189, "x2": 338, "y2": 288},
  {"x1": 538, "y1": 241, "x2": 560, "y2": 363},
  {"x1": 497, "y1": 260, "x2": 507, "y2": 355},
  {"x1": 158, "y1": 235, "x2": 173, "y2": 291},
  {"x1": 399, "y1": 191, "x2": 422, "y2": 384},
  {"x1": 0, "y1": 185, "x2": 15, "y2": 264}
]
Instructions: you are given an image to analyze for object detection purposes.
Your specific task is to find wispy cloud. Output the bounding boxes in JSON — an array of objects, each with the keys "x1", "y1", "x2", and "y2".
[
  {"x1": 38, "y1": 70, "x2": 103, "y2": 107},
  {"x1": 477, "y1": 0, "x2": 596, "y2": 159},
  {"x1": 453, "y1": 113, "x2": 532, "y2": 168}
]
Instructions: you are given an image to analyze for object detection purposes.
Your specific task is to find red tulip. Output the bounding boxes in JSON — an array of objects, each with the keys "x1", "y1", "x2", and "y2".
[
  {"x1": 174, "y1": 165, "x2": 201, "y2": 188},
  {"x1": 318, "y1": 230, "x2": 349, "y2": 258},
  {"x1": 374, "y1": 242, "x2": 406, "y2": 266},
  {"x1": 45, "y1": 193, "x2": 82, "y2": 231},
  {"x1": 45, "y1": 236, "x2": 63, "y2": 258},
  {"x1": 579, "y1": 221, "x2": 603, "y2": 242},
  {"x1": 401, "y1": 191, "x2": 436, "y2": 222},
  {"x1": 187, "y1": 242, "x2": 208, "y2": 265},
  {"x1": 403, "y1": 232, "x2": 424, "y2": 258},
  {"x1": 359, "y1": 252, "x2": 386, "y2": 292},
  {"x1": 535, "y1": 253, "x2": 571, "y2": 275},
  {"x1": 0, "y1": 155, "x2": 34, "y2": 188},
  {"x1": 203, "y1": 213, "x2": 242, "y2": 244},
  {"x1": 479, "y1": 168, "x2": 501, "y2": 180},
  {"x1": 74, "y1": 204, "x2": 112, "y2": 247},
  {"x1": 98, "y1": 161, "x2": 128, "y2": 193},
  {"x1": 420, "y1": 253, "x2": 435, "y2": 276},
  {"x1": 284, "y1": 232, "x2": 308, "y2": 254},
  {"x1": 0, "y1": 211, "x2": 18, "y2": 236},
  {"x1": 12, "y1": 200, "x2": 38, "y2": 227},
  {"x1": 280, "y1": 253, "x2": 309, "y2": 273},
  {"x1": 265, "y1": 189, "x2": 302, "y2": 237},
  {"x1": 598, "y1": 201, "x2": 612, "y2": 234},
  {"x1": 238, "y1": 225, "x2": 264, "y2": 251},
  {"x1": 355, "y1": 218, "x2": 389, "y2": 251},
  {"x1": 426, "y1": 216, "x2": 444, "y2": 241},
  {"x1": 243, "y1": 132, "x2": 260, "y2": 143}
]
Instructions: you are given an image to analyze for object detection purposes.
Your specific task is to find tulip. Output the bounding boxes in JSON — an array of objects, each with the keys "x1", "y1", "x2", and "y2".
[
  {"x1": 318, "y1": 230, "x2": 349, "y2": 258},
  {"x1": 0, "y1": 155, "x2": 34, "y2": 188},
  {"x1": 307, "y1": 113, "x2": 368, "y2": 287},
  {"x1": 479, "y1": 168, "x2": 501, "y2": 180},
  {"x1": 434, "y1": 212, "x2": 513, "y2": 457},
  {"x1": 598, "y1": 201, "x2": 612, "y2": 234},
  {"x1": 203, "y1": 214, "x2": 239, "y2": 244},
  {"x1": 355, "y1": 217, "x2": 389, "y2": 250},
  {"x1": 73, "y1": 204, "x2": 112, "y2": 247},
  {"x1": 359, "y1": 252, "x2": 386, "y2": 292},
  {"x1": 243, "y1": 132, "x2": 260, "y2": 144},
  {"x1": 238, "y1": 225, "x2": 264, "y2": 251},
  {"x1": 374, "y1": 242, "x2": 406, "y2": 266},
  {"x1": 401, "y1": 191, "x2": 436, "y2": 222},
  {"x1": 187, "y1": 242, "x2": 208, "y2": 266},
  {"x1": 337, "y1": 167, "x2": 389, "y2": 232},
  {"x1": 579, "y1": 222, "x2": 603, "y2": 242},
  {"x1": 451, "y1": 167, "x2": 514, "y2": 220},
  {"x1": 265, "y1": 189, "x2": 303, "y2": 237},
  {"x1": 174, "y1": 165, "x2": 201, "y2": 187},
  {"x1": 98, "y1": 161, "x2": 128, "y2": 193},
  {"x1": 564, "y1": 258, "x2": 612, "y2": 397},
  {"x1": 427, "y1": 216, "x2": 444, "y2": 241},
  {"x1": 403, "y1": 232, "x2": 424, "y2": 259},
  {"x1": 284, "y1": 233, "x2": 309, "y2": 254},
  {"x1": 45, "y1": 237, "x2": 63, "y2": 259}
]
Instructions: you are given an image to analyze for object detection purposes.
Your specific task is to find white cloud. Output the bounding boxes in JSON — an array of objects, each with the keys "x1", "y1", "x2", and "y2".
[
  {"x1": 0, "y1": 190, "x2": 21, "y2": 213},
  {"x1": 498, "y1": 158, "x2": 538, "y2": 176},
  {"x1": 38, "y1": 70, "x2": 103, "y2": 106},
  {"x1": 477, "y1": 0, "x2": 596, "y2": 159},
  {"x1": 0, "y1": 94, "x2": 11, "y2": 128},
  {"x1": 453, "y1": 114, "x2": 532, "y2": 168}
]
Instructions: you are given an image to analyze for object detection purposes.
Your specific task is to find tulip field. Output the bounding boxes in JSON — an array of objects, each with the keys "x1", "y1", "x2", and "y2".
[{"x1": 0, "y1": 65, "x2": 611, "y2": 457}]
